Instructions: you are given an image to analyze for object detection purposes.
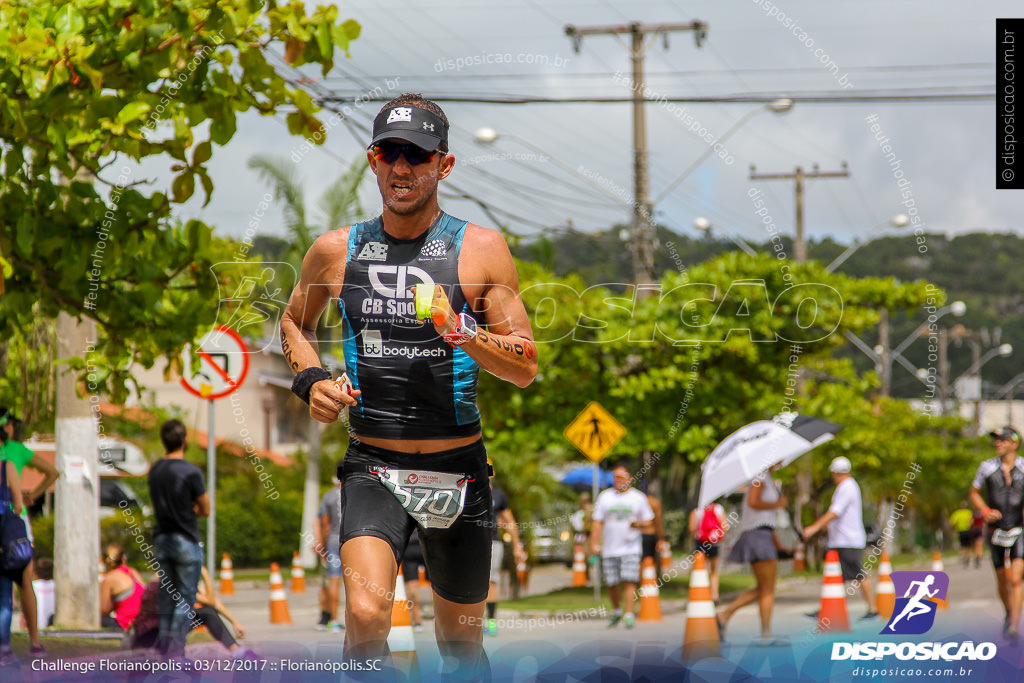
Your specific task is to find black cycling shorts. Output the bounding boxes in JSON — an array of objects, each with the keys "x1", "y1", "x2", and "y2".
[
  {"x1": 339, "y1": 439, "x2": 491, "y2": 604},
  {"x1": 401, "y1": 536, "x2": 429, "y2": 584},
  {"x1": 988, "y1": 530, "x2": 1024, "y2": 569}
]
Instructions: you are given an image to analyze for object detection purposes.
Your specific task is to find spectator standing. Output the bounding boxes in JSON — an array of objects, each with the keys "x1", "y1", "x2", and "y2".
[
  {"x1": 147, "y1": 419, "x2": 209, "y2": 658},
  {"x1": 590, "y1": 463, "x2": 654, "y2": 629}
]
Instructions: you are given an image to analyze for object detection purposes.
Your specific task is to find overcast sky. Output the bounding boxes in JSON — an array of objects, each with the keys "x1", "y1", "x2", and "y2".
[{"x1": 160, "y1": 0, "x2": 1012, "y2": 251}]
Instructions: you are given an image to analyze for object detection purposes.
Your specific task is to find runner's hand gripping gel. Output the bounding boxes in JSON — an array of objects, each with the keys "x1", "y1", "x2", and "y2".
[
  {"x1": 334, "y1": 373, "x2": 353, "y2": 395},
  {"x1": 414, "y1": 283, "x2": 449, "y2": 327}
]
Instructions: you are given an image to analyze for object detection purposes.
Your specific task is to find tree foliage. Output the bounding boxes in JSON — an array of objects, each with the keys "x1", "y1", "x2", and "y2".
[
  {"x1": 0, "y1": 1, "x2": 360, "y2": 402},
  {"x1": 478, "y1": 254, "x2": 943, "y2": 515}
]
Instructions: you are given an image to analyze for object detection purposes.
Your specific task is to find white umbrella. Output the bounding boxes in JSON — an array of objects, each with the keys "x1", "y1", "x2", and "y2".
[{"x1": 698, "y1": 413, "x2": 842, "y2": 509}]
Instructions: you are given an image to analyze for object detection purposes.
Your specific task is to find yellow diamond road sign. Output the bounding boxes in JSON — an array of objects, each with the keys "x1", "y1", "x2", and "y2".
[{"x1": 564, "y1": 401, "x2": 626, "y2": 463}]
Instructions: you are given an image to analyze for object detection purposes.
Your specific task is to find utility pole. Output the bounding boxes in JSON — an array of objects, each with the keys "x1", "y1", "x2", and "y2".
[
  {"x1": 565, "y1": 20, "x2": 707, "y2": 290},
  {"x1": 54, "y1": 313, "x2": 100, "y2": 629},
  {"x1": 748, "y1": 163, "x2": 850, "y2": 263},
  {"x1": 748, "y1": 163, "x2": 848, "y2": 568},
  {"x1": 878, "y1": 308, "x2": 891, "y2": 396},
  {"x1": 938, "y1": 327, "x2": 949, "y2": 415}
]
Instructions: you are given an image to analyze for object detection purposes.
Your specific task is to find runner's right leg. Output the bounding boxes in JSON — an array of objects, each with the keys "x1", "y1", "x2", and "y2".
[{"x1": 341, "y1": 536, "x2": 398, "y2": 658}]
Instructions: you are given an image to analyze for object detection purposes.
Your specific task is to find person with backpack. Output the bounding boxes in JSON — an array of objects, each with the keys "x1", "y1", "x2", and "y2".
[
  {"x1": 0, "y1": 457, "x2": 24, "y2": 668},
  {"x1": 689, "y1": 500, "x2": 729, "y2": 601}
]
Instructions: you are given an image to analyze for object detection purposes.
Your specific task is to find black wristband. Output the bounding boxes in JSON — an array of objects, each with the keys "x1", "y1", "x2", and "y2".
[{"x1": 291, "y1": 367, "x2": 332, "y2": 404}]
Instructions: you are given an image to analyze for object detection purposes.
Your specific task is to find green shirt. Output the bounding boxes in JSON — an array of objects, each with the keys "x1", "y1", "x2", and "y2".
[{"x1": 0, "y1": 439, "x2": 34, "y2": 476}]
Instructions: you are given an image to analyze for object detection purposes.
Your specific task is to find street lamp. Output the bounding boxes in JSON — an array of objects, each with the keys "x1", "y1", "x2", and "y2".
[
  {"x1": 826, "y1": 213, "x2": 911, "y2": 272},
  {"x1": 994, "y1": 372, "x2": 1024, "y2": 423},
  {"x1": 473, "y1": 128, "x2": 629, "y2": 207},
  {"x1": 693, "y1": 216, "x2": 757, "y2": 256},
  {"x1": 843, "y1": 300, "x2": 967, "y2": 397},
  {"x1": 654, "y1": 99, "x2": 793, "y2": 204},
  {"x1": 953, "y1": 343, "x2": 1013, "y2": 433}
]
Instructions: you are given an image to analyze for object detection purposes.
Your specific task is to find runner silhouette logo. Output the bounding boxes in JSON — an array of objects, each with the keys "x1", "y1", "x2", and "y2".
[{"x1": 881, "y1": 571, "x2": 949, "y2": 635}]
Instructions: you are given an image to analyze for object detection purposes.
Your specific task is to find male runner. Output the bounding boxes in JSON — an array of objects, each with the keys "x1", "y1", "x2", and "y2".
[
  {"x1": 280, "y1": 93, "x2": 537, "y2": 674},
  {"x1": 970, "y1": 426, "x2": 1024, "y2": 643}
]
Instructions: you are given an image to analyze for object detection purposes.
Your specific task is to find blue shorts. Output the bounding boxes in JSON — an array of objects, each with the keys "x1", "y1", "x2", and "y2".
[{"x1": 324, "y1": 545, "x2": 342, "y2": 579}]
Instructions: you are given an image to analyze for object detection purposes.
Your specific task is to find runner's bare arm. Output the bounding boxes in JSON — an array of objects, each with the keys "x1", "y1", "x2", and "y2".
[
  {"x1": 970, "y1": 486, "x2": 1001, "y2": 522},
  {"x1": 280, "y1": 230, "x2": 362, "y2": 422},
  {"x1": 439, "y1": 226, "x2": 537, "y2": 387}
]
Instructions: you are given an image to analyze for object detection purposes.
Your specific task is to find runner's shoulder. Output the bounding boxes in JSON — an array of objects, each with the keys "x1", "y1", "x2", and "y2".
[
  {"x1": 463, "y1": 223, "x2": 512, "y2": 256},
  {"x1": 310, "y1": 226, "x2": 352, "y2": 260},
  {"x1": 975, "y1": 456, "x2": 1006, "y2": 480},
  {"x1": 302, "y1": 227, "x2": 352, "y2": 282}
]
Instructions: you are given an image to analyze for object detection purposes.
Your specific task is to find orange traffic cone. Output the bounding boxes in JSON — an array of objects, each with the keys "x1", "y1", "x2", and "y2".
[
  {"x1": 290, "y1": 551, "x2": 306, "y2": 593},
  {"x1": 269, "y1": 562, "x2": 292, "y2": 624},
  {"x1": 930, "y1": 552, "x2": 948, "y2": 610},
  {"x1": 793, "y1": 544, "x2": 807, "y2": 572},
  {"x1": 388, "y1": 567, "x2": 419, "y2": 676},
  {"x1": 220, "y1": 553, "x2": 235, "y2": 595},
  {"x1": 637, "y1": 556, "x2": 662, "y2": 622},
  {"x1": 659, "y1": 540, "x2": 672, "y2": 574},
  {"x1": 876, "y1": 551, "x2": 895, "y2": 619},
  {"x1": 818, "y1": 550, "x2": 850, "y2": 633},
  {"x1": 683, "y1": 552, "x2": 720, "y2": 660},
  {"x1": 516, "y1": 558, "x2": 529, "y2": 592},
  {"x1": 417, "y1": 564, "x2": 430, "y2": 591},
  {"x1": 571, "y1": 544, "x2": 588, "y2": 587}
]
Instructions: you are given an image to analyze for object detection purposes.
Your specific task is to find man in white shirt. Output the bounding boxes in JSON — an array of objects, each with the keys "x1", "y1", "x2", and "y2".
[
  {"x1": 803, "y1": 456, "x2": 878, "y2": 620},
  {"x1": 590, "y1": 463, "x2": 655, "y2": 629}
]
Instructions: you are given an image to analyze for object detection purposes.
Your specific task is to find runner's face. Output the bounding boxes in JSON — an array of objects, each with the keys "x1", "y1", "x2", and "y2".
[
  {"x1": 613, "y1": 469, "x2": 630, "y2": 491},
  {"x1": 996, "y1": 438, "x2": 1018, "y2": 455},
  {"x1": 368, "y1": 139, "x2": 453, "y2": 217}
]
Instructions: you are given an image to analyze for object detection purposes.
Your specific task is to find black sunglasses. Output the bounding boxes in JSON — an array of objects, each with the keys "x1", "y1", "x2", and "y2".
[{"x1": 371, "y1": 142, "x2": 442, "y2": 166}]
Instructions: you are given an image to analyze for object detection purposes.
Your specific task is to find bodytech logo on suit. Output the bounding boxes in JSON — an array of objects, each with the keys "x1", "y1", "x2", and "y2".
[{"x1": 361, "y1": 328, "x2": 447, "y2": 360}]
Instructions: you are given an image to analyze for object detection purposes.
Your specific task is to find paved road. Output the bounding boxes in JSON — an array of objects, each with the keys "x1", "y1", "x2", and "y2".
[
  {"x1": 182, "y1": 554, "x2": 1019, "y2": 676},
  {"x1": 8, "y1": 554, "x2": 1023, "y2": 681}
]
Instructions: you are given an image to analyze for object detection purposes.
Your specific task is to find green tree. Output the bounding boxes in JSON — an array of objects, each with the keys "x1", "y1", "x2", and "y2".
[
  {"x1": 478, "y1": 253, "x2": 940, "y2": 514},
  {"x1": 0, "y1": 309, "x2": 56, "y2": 430},
  {"x1": 0, "y1": 1, "x2": 360, "y2": 402}
]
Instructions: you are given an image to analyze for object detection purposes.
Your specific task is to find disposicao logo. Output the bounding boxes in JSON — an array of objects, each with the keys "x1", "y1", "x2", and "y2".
[
  {"x1": 882, "y1": 571, "x2": 949, "y2": 635},
  {"x1": 832, "y1": 570, "x2": 997, "y2": 663}
]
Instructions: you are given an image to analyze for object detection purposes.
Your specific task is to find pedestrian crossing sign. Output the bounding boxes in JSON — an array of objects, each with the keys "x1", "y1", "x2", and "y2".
[{"x1": 564, "y1": 401, "x2": 626, "y2": 462}]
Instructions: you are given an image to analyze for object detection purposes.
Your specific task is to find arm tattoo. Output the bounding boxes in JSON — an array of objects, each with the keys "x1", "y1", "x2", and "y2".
[{"x1": 477, "y1": 331, "x2": 534, "y2": 358}]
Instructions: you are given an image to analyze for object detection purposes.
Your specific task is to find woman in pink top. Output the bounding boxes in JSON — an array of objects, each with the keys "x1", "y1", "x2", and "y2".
[{"x1": 99, "y1": 545, "x2": 145, "y2": 630}]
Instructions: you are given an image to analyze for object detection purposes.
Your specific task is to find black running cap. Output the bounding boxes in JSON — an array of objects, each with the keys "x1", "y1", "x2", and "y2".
[
  {"x1": 991, "y1": 426, "x2": 1021, "y2": 442},
  {"x1": 369, "y1": 105, "x2": 448, "y2": 151}
]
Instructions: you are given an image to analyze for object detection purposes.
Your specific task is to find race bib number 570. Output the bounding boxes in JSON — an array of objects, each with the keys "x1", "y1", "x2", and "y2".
[{"x1": 373, "y1": 468, "x2": 469, "y2": 529}]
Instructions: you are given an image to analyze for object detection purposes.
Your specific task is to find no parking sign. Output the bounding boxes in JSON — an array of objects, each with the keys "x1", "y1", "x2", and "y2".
[{"x1": 180, "y1": 325, "x2": 250, "y2": 399}]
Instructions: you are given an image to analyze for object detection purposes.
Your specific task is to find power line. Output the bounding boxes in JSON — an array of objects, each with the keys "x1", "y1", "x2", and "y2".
[
  {"x1": 320, "y1": 62, "x2": 993, "y2": 83},
  {"x1": 317, "y1": 89, "x2": 992, "y2": 105}
]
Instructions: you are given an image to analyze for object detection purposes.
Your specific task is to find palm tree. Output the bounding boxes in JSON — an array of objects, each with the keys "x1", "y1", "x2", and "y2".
[
  {"x1": 247, "y1": 154, "x2": 369, "y2": 273},
  {"x1": 247, "y1": 153, "x2": 368, "y2": 567}
]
